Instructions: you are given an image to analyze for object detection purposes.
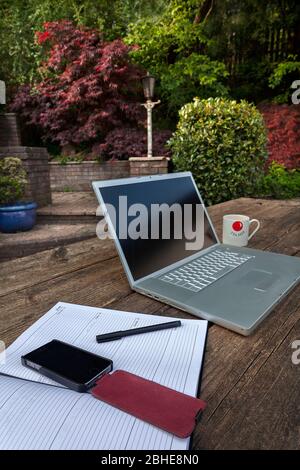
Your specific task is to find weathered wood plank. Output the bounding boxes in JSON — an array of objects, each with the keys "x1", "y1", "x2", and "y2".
[
  {"x1": 1, "y1": 198, "x2": 298, "y2": 296},
  {"x1": 0, "y1": 256, "x2": 131, "y2": 346},
  {"x1": 0, "y1": 238, "x2": 118, "y2": 297},
  {"x1": 0, "y1": 197, "x2": 299, "y2": 450},
  {"x1": 196, "y1": 286, "x2": 300, "y2": 449}
]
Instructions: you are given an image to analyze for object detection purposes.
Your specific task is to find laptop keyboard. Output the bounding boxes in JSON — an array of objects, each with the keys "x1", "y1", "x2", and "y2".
[{"x1": 158, "y1": 249, "x2": 253, "y2": 293}]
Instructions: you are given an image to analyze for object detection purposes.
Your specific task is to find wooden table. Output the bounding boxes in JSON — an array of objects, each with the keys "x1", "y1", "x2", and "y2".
[{"x1": 1, "y1": 198, "x2": 299, "y2": 450}]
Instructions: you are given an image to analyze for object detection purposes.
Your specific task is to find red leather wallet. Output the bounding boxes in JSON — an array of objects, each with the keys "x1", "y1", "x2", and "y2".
[{"x1": 91, "y1": 370, "x2": 206, "y2": 438}]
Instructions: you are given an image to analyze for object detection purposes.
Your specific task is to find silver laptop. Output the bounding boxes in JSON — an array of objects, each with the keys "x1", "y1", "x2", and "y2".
[{"x1": 93, "y1": 172, "x2": 300, "y2": 335}]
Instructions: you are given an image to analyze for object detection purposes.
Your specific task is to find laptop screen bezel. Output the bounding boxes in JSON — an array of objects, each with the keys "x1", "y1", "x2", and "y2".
[{"x1": 92, "y1": 172, "x2": 220, "y2": 287}]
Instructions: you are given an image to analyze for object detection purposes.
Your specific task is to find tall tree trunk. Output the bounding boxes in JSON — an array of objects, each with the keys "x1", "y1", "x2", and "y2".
[{"x1": 194, "y1": 0, "x2": 214, "y2": 24}]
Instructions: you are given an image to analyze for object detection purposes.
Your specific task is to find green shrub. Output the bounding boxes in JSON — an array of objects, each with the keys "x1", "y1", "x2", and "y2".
[
  {"x1": 257, "y1": 162, "x2": 300, "y2": 199},
  {"x1": 168, "y1": 97, "x2": 268, "y2": 205},
  {"x1": 0, "y1": 157, "x2": 27, "y2": 205}
]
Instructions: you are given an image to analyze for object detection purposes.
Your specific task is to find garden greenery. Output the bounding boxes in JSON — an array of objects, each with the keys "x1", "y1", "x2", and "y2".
[
  {"x1": 0, "y1": 157, "x2": 27, "y2": 205},
  {"x1": 98, "y1": 129, "x2": 172, "y2": 160},
  {"x1": 126, "y1": 0, "x2": 229, "y2": 118},
  {"x1": 1, "y1": 0, "x2": 299, "y2": 107},
  {"x1": 0, "y1": 0, "x2": 167, "y2": 87},
  {"x1": 1, "y1": 1, "x2": 300, "y2": 203},
  {"x1": 169, "y1": 98, "x2": 268, "y2": 205},
  {"x1": 260, "y1": 104, "x2": 300, "y2": 170},
  {"x1": 11, "y1": 21, "x2": 144, "y2": 149},
  {"x1": 269, "y1": 56, "x2": 300, "y2": 104},
  {"x1": 126, "y1": 0, "x2": 300, "y2": 109},
  {"x1": 258, "y1": 162, "x2": 300, "y2": 199}
]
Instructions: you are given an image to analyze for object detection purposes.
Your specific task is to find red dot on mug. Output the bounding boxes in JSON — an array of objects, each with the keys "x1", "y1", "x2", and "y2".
[{"x1": 232, "y1": 221, "x2": 243, "y2": 232}]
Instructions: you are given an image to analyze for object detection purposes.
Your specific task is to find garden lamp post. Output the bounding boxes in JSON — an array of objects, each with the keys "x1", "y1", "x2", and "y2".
[{"x1": 141, "y1": 73, "x2": 160, "y2": 158}]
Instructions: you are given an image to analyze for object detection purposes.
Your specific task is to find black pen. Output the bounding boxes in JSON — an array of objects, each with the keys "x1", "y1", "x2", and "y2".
[{"x1": 96, "y1": 320, "x2": 182, "y2": 343}]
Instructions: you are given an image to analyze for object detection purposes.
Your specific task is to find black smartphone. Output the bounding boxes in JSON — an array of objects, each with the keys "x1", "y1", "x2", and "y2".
[{"x1": 21, "y1": 340, "x2": 113, "y2": 392}]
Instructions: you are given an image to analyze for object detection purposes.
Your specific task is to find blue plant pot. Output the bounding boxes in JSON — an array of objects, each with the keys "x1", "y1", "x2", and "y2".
[{"x1": 0, "y1": 202, "x2": 37, "y2": 233}]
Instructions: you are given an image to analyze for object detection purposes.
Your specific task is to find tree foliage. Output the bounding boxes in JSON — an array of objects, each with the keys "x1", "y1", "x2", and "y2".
[
  {"x1": 202, "y1": 0, "x2": 300, "y2": 102},
  {"x1": 11, "y1": 21, "x2": 144, "y2": 149},
  {"x1": 0, "y1": 0, "x2": 167, "y2": 89},
  {"x1": 2, "y1": 0, "x2": 300, "y2": 163},
  {"x1": 268, "y1": 56, "x2": 300, "y2": 103},
  {"x1": 126, "y1": 0, "x2": 229, "y2": 118},
  {"x1": 98, "y1": 128, "x2": 172, "y2": 160},
  {"x1": 260, "y1": 104, "x2": 300, "y2": 169},
  {"x1": 127, "y1": 0, "x2": 300, "y2": 107},
  {"x1": 2, "y1": 0, "x2": 300, "y2": 106}
]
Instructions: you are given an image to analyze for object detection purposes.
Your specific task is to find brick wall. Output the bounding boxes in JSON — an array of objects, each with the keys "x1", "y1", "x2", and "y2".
[
  {"x1": 0, "y1": 114, "x2": 21, "y2": 147},
  {"x1": 50, "y1": 161, "x2": 130, "y2": 191},
  {"x1": 129, "y1": 156, "x2": 170, "y2": 176},
  {"x1": 0, "y1": 147, "x2": 52, "y2": 207},
  {"x1": 50, "y1": 157, "x2": 171, "y2": 191}
]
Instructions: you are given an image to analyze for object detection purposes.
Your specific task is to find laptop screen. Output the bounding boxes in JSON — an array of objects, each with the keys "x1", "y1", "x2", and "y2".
[{"x1": 98, "y1": 175, "x2": 218, "y2": 281}]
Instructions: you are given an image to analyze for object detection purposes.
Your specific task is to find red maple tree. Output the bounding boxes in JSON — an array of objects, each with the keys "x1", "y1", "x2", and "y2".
[
  {"x1": 97, "y1": 128, "x2": 172, "y2": 160},
  {"x1": 12, "y1": 21, "x2": 144, "y2": 149},
  {"x1": 260, "y1": 104, "x2": 300, "y2": 169}
]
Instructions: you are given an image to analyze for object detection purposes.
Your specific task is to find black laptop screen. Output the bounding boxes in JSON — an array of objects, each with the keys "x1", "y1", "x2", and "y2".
[{"x1": 99, "y1": 176, "x2": 218, "y2": 281}]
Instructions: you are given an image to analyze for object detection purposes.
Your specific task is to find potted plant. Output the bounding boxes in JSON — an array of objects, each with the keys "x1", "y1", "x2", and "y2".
[{"x1": 0, "y1": 157, "x2": 37, "y2": 233}]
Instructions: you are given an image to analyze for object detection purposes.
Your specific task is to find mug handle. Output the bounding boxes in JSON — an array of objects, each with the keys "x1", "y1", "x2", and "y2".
[{"x1": 248, "y1": 219, "x2": 260, "y2": 240}]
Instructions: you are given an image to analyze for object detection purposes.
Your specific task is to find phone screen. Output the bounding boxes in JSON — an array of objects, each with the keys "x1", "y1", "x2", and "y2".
[{"x1": 23, "y1": 340, "x2": 112, "y2": 384}]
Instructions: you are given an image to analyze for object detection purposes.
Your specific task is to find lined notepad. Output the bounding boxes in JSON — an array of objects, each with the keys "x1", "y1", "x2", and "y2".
[{"x1": 0, "y1": 302, "x2": 207, "y2": 450}]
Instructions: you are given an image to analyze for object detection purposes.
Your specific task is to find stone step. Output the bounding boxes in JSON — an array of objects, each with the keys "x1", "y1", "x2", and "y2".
[
  {"x1": 0, "y1": 223, "x2": 98, "y2": 262},
  {"x1": 37, "y1": 191, "x2": 101, "y2": 224},
  {"x1": 37, "y1": 213, "x2": 98, "y2": 224}
]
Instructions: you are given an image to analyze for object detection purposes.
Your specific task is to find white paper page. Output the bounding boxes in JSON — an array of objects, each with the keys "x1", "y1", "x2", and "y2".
[
  {"x1": 1, "y1": 302, "x2": 207, "y2": 396},
  {"x1": 0, "y1": 302, "x2": 207, "y2": 450},
  {"x1": 0, "y1": 375, "x2": 188, "y2": 450}
]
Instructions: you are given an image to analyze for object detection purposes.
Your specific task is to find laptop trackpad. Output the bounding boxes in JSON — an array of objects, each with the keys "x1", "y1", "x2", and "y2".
[{"x1": 239, "y1": 270, "x2": 278, "y2": 292}]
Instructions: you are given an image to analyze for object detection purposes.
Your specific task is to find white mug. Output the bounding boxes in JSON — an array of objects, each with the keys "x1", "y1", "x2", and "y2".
[{"x1": 222, "y1": 214, "x2": 260, "y2": 247}]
